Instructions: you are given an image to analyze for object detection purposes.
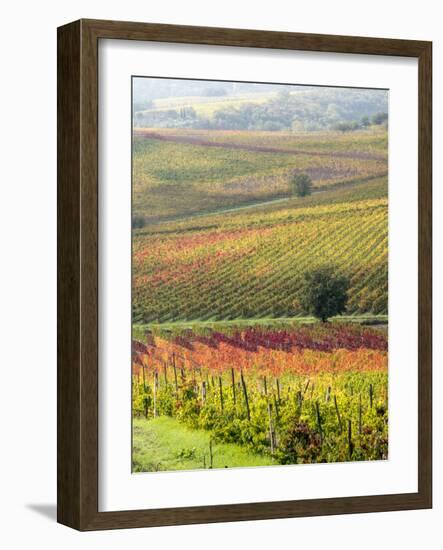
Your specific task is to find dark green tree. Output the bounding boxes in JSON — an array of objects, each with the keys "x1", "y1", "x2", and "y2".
[
  {"x1": 371, "y1": 112, "x2": 388, "y2": 125},
  {"x1": 334, "y1": 121, "x2": 360, "y2": 133},
  {"x1": 297, "y1": 266, "x2": 349, "y2": 322},
  {"x1": 361, "y1": 115, "x2": 370, "y2": 127},
  {"x1": 132, "y1": 215, "x2": 145, "y2": 229},
  {"x1": 290, "y1": 173, "x2": 313, "y2": 197}
]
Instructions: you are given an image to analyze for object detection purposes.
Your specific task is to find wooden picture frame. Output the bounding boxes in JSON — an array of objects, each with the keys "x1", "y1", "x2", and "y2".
[{"x1": 57, "y1": 18, "x2": 432, "y2": 530}]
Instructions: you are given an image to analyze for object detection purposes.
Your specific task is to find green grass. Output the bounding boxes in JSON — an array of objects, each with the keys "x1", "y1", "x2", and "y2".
[{"x1": 132, "y1": 416, "x2": 274, "y2": 472}]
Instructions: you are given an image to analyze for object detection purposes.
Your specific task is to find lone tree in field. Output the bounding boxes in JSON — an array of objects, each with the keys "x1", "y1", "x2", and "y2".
[
  {"x1": 290, "y1": 173, "x2": 312, "y2": 197},
  {"x1": 297, "y1": 266, "x2": 349, "y2": 322}
]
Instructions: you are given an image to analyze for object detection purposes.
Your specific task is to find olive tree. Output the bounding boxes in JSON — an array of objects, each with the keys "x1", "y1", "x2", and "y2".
[
  {"x1": 297, "y1": 266, "x2": 349, "y2": 322},
  {"x1": 290, "y1": 173, "x2": 313, "y2": 197}
]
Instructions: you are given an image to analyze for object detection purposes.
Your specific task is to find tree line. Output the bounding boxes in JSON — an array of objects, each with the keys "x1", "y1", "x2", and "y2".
[{"x1": 134, "y1": 88, "x2": 388, "y2": 132}]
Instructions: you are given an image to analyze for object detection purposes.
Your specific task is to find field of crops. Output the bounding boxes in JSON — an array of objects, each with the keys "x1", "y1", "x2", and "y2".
[
  {"x1": 136, "y1": 127, "x2": 388, "y2": 157},
  {"x1": 132, "y1": 324, "x2": 388, "y2": 470},
  {"x1": 132, "y1": 121, "x2": 389, "y2": 471},
  {"x1": 138, "y1": 93, "x2": 273, "y2": 118},
  {"x1": 132, "y1": 129, "x2": 387, "y2": 222}
]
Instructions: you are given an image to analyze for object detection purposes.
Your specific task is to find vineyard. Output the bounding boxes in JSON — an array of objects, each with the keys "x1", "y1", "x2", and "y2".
[
  {"x1": 132, "y1": 129, "x2": 387, "y2": 222},
  {"x1": 132, "y1": 324, "x2": 388, "y2": 471},
  {"x1": 133, "y1": 179, "x2": 388, "y2": 322},
  {"x1": 134, "y1": 127, "x2": 388, "y2": 157},
  {"x1": 131, "y1": 110, "x2": 389, "y2": 471}
]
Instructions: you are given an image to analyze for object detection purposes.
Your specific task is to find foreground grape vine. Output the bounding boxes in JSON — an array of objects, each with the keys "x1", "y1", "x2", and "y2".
[{"x1": 132, "y1": 324, "x2": 388, "y2": 470}]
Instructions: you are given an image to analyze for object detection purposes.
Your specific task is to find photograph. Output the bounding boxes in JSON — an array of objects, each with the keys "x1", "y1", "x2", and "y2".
[{"x1": 131, "y1": 77, "x2": 389, "y2": 473}]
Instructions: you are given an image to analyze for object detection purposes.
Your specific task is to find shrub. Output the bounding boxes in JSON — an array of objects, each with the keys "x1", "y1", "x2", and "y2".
[
  {"x1": 297, "y1": 266, "x2": 349, "y2": 322},
  {"x1": 290, "y1": 173, "x2": 312, "y2": 197},
  {"x1": 132, "y1": 215, "x2": 146, "y2": 229}
]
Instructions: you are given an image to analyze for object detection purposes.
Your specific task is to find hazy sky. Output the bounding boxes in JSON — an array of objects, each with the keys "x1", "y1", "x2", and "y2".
[{"x1": 133, "y1": 76, "x2": 388, "y2": 104}]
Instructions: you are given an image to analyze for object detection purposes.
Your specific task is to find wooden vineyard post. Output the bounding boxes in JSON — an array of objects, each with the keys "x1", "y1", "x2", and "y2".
[
  {"x1": 142, "y1": 362, "x2": 147, "y2": 393},
  {"x1": 296, "y1": 390, "x2": 303, "y2": 417},
  {"x1": 334, "y1": 395, "x2": 343, "y2": 434},
  {"x1": 209, "y1": 438, "x2": 214, "y2": 469},
  {"x1": 263, "y1": 376, "x2": 268, "y2": 396},
  {"x1": 153, "y1": 370, "x2": 159, "y2": 417},
  {"x1": 201, "y1": 381, "x2": 206, "y2": 404},
  {"x1": 275, "y1": 378, "x2": 281, "y2": 404},
  {"x1": 231, "y1": 368, "x2": 236, "y2": 406},
  {"x1": 325, "y1": 386, "x2": 331, "y2": 402},
  {"x1": 315, "y1": 401, "x2": 323, "y2": 445},
  {"x1": 240, "y1": 370, "x2": 250, "y2": 421},
  {"x1": 369, "y1": 383, "x2": 374, "y2": 409},
  {"x1": 267, "y1": 403, "x2": 275, "y2": 455},
  {"x1": 163, "y1": 362, "x2": 168, "y2": 386},
  {"x1": 273, "y1": 394, "x2": 280, "y2": 422},
  {"x1": 218, "y1": 376, "x2": 224, "y2": 412},
  {"x1": 358, "y1": 394, "x2": 362, "y2": 435},
  {"x1": 347, "y1": 419, "x2": 354, "y2": 459},
  {"x1": 172, "y1": 353, "x2": 178, "y2": 392}
]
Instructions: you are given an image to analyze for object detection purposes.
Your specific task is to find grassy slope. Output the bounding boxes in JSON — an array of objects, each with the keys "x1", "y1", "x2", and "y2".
[{"x1": 132, "y1": 417, "x2": 273, "y2": 472}]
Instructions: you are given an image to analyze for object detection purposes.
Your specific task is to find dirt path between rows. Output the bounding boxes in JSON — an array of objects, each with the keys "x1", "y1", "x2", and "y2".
[{"x1": 135, "y1": 130, "x2": 387, "y2": 162}]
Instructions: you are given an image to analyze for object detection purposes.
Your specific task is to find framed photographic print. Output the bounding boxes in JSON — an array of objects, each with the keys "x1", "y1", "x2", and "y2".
[{"x1": 57, "y1": 19, "x2": 432, "y2": 530}]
